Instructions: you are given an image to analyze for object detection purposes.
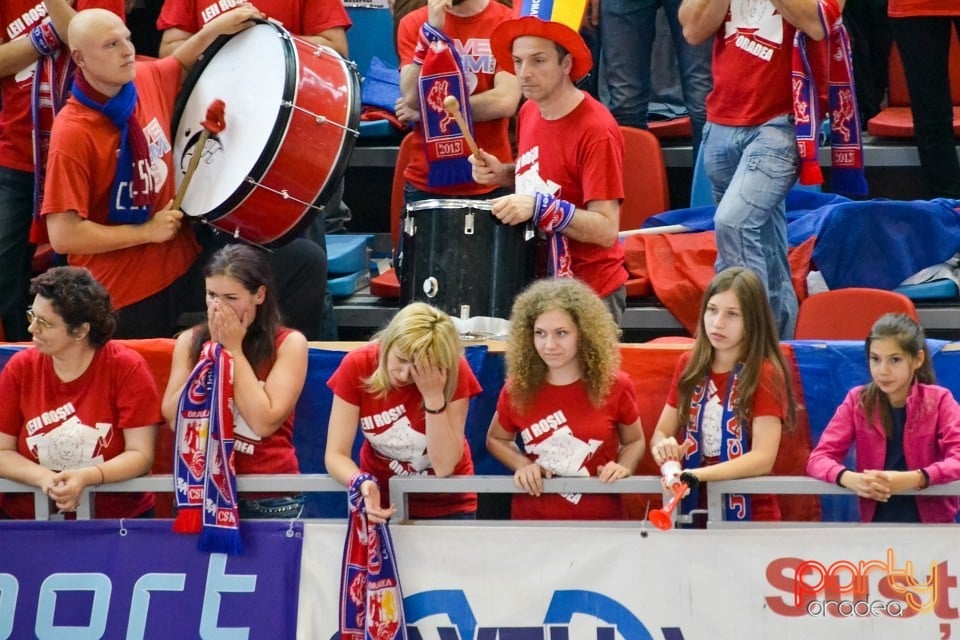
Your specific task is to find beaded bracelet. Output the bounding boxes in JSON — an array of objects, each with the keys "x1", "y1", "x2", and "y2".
[{"x1": 423, "y1": 400, "x2": 448, "y2": 414}]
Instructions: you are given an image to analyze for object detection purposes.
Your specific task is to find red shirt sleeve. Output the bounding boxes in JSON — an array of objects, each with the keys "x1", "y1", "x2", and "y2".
[
  {"x1": 452, "y1": 355, "x2": 482, "y2": 401},
  {"x1": 396, "y1": 9, "x2": 423, "y2": 67},
  {"x1": 752, "y1": 359, "x2": 787, "y2": 421},
  {"x1": 0, "y1": 351, "x2": 26, "y2": 437},
  {"x1": 156, "y1": 0, "x2": 201, "y2": 32},
  {"x1": 113, "y1": 347, "x2": 163, "y2": 429},
  {"x1": 302, "y1": 0, "x2": 352, "y2": 35},
  {"x1": 79, "y1": 0, "x2": 126, "y2": 19},
  {"x1": 327, "y1": 347, "x2": 368, "y2": 406}
]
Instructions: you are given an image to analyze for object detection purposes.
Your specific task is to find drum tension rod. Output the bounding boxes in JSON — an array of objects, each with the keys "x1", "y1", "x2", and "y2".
[
  {"x1": 244, "y1": 176, "x2": 326, "y2": 211},
  {"x1": 281, "y1": 101, "x2": 359, "y2": 137}
]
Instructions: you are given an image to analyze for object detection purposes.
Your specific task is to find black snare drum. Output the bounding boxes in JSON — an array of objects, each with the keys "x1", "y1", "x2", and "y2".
[{"x1": 399, "y1": 199, "x2": 536, "y2": 319}]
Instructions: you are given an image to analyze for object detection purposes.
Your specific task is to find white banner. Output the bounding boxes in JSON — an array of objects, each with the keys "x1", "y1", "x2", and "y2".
[{"x1": 300, "y1": 523, "x2": 960, "y2": 640}]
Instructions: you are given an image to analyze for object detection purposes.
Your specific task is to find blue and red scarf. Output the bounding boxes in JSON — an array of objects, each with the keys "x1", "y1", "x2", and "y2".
[
  {"x1": 340, "y1": 473, "x2": 407, "y2": 640},
  {"x1": 792, "y1": 0, "x2": 867, "y2": 197},
  {"x1": 30, "y1": 51, "x2": 74, "y2": 245},
  {"x1": 70, "y1": 72, "x2": 154, "y2": 223},
  {"x1": 681, "y1": 363, "x2": 751, "y2": 522},
  {"x1": 417, "y1": 23, "x2": 475, "y2": 188},
  {"x1": 173, "y1": 342, "x2": 243, "y2": 555}
]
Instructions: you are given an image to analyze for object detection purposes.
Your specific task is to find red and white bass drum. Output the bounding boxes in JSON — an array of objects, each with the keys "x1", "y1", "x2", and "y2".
[{"x1": 172, "y1": 19, "x2": 360, "y2": 247}]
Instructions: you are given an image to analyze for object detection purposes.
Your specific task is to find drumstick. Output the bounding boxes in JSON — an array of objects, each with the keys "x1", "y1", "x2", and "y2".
[
  {"x1": 618, "y1": 223, "x2": 691, "y2": 238},
  {"x1": 442, "y1": 95, "x2": 481, "y2": 160},
  {"x1": 172, "y1": 98, "x2": 227, "y2": 211}
]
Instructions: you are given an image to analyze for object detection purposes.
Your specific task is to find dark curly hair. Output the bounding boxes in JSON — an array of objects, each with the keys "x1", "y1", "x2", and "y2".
[{"x1": 29, "y1": 266, "x2": 117, "y2": 347}]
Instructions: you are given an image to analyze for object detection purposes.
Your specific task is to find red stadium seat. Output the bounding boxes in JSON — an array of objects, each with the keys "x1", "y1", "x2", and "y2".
[
  {"x1": 647, "y1": 115, "x2": 692, "y2": 140},
  {"x1": 369, "y1": 133, "x2": 416, "y2": 299},
  {"x1": 867, "y1": 35, "x2": 960, "y2": 138},
  {"x1": 619, "y1": 126, "x2": 670, "y2": 298},
  {"x1": 794, "y1": 287, "x2": 919, "y2": 340}
]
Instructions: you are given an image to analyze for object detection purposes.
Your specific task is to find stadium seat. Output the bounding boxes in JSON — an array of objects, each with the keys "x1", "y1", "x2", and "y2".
[
  {"x1": 619, "y1": 125, "x2": 670, "y2": 233},
  {"x1": 794, "y1": 287, "x2": 919, "y2": 340},
  {"x1": 866, "y1": 35, "x2": 960, "y2": 138},
  {"x1": 647, "y1": 115, "x2": 692, "y2": 140},
  {"x1": 620, "y1": 126, "x2": 670, "y2": 298},
  {"x1": 368, "y1": 132, "x2": 415, "y2": 298}
]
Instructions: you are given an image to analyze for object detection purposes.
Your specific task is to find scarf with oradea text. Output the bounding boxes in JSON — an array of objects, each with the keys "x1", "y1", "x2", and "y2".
[
  {"x1": 70, "y1": 72, "x2": 154, "y2": 223},
  {"x1": 173, "y1": 341, "x2": 243, "y2": 555},
  {"x1": 339, "y1": 473, "x2": 407, "y2": 640},
  {"x1": 792, "y1": 0, "x2": 867, "y2": 197}
]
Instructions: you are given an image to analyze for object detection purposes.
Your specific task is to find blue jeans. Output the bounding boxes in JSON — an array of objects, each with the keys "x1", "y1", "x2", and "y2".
[
  {"x1": 703, "y1": 115, "x2": 799, "y2": 339},
  {"x1": 0, "y1": 167, "x2": 36, "y2": 342},
  {"x1": 599, "y1": 0, "x2": 713, "y2": 153}
]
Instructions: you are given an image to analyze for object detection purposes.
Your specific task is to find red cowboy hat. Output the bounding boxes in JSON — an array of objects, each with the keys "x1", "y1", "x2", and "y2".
[{"x1": 490, "y1": 15, "x2": 593, "y2": 83}]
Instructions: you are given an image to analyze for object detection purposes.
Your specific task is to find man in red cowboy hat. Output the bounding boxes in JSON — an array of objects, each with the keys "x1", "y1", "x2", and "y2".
[{"x1": 471, "y1": 0, "x2": 628, "y2": 324}]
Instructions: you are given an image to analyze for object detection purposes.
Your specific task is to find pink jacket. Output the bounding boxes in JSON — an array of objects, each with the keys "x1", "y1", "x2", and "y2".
[{"x1": 806, "y1": 382, "x2": 960, "y2": 523}]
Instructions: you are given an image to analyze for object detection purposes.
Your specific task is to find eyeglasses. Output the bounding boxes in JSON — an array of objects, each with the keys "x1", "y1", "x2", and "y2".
[{"x1": 26, "y1": 308, "x2": 59, "y2": 333}]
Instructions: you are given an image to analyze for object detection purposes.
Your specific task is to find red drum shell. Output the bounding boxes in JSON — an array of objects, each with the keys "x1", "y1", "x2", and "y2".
[{"x1": 172, "y1": 20, "x2": 359, "y2": 247}]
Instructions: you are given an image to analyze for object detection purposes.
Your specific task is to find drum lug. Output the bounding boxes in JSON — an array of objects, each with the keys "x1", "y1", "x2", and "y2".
[
  {"x1": 423, "y1": 276, "x2": 439, "y2": 299},
  {"x1": 464, "y1": 212, "x2": 475, "y2": 235},
  {"x1": 524, "y1": 222, "x2": 535, "y2": 242},
  {"x1": 404, "y1": 216, "x2": 416, "y2": 236}
]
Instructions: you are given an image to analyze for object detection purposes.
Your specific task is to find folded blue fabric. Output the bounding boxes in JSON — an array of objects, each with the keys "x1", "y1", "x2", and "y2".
[{"x1": 361, "y1": 55, "x2": 401, "y2": 111}]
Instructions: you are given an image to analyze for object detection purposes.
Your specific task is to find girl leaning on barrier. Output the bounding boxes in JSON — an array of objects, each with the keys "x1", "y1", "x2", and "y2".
[
  {"x1": 0, "y1": 266, "x2": 160, "y2": 518},
  {"x1": 807, "y1": 313, "x2": 960, "y2": 523},
  {"x1": 161, "y1": 244, "x2": 309, "y2": 520},
  {"x1": 649, "y1": 267, "x2": 797, "y2": 524},
  {"x1": 325, "y1": 302, "x2": 482, "y2": 523},
  {"x1": 485, "y1": 278, "x2": 646, "y2": 520}
]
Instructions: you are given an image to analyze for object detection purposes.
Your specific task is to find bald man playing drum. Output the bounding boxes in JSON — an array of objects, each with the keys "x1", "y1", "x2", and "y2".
[{"x1": 40, "y1": 5, "x2": 329, "y2": 340}]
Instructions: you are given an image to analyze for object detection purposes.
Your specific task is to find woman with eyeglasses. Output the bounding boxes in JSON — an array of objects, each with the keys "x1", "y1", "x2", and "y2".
[{"x1": 0, "y1": 266, "x2": 161, "y2": 518}]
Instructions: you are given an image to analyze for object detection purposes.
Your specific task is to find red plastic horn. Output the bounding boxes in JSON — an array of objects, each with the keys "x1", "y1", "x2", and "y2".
[{"x1": 648, "y1": 481, "x2": 688, "y2": 531}]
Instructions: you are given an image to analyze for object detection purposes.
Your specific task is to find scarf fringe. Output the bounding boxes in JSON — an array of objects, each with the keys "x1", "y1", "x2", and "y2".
[
  {"x1": 199, "y1": 527, "x2": 245, "y2": 555},
  {"x1": 172, "y1": 508, "x2": 202, "y2": 534}
]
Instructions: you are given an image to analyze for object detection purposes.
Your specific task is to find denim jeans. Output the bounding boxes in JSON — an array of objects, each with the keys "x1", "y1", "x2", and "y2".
[
  {"x1": 599, "y1": 0, "x2": 713, "y2": 153},
  {"x1": 0, "y1": 167, "x2": 36, "y2": 342},
  {"x1": 702, "y1": 114, "x2": 799, "y2": 339}
]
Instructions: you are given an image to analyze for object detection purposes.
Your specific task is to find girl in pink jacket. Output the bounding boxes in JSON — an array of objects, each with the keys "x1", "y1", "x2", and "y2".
[{"x1": 807, "y1": 313, "x2": 960, "y2": 523}]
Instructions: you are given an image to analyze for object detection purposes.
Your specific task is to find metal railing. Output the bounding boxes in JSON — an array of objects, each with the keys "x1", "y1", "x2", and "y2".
[
  {"x1": 0, "y1": 474, "x2": 343, "y2": 520},
  {"x1": 4, "y1": 474, "x2": 960, "y2": 526}
]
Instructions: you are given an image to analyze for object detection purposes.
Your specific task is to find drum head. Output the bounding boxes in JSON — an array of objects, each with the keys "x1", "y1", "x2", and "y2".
[{"x1": 172, "y1": 22, "x2": 291, "y2": 219}]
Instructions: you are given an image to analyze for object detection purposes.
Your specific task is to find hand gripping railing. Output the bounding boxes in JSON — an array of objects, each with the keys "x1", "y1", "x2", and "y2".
[{"x1": 0, "y1": 475, "x2": 344, "y2": 520}]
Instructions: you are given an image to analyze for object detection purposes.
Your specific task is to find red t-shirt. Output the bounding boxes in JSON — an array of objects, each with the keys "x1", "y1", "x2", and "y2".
[
  {"x1": 514, "y1": 95, "x2": 628, "y2": 298},
  {"x1": 40, "y1": 58, "x2": 201, "y2": 309},
  {"x1": 397, "y1": 2, "x2": 515, "y2": 195},
  {"x1": 496, "y1": 371, "x2": 640, "y2": 520},
  {"x1": 705, "y1": 2, "x2": 798, "y2": 126},
  {"x1": 0, "y1": 0, "x2": 125, "y2": 172},
  {"x1": 0, "y1": 342, "x2": 162, "y2": 519},
  {"x1": 230, "y1": 328, "x2": 300, "y2": 477},
  {"x1": 327, "y1": 342, "x2": 482, "y2": 518},
  {"x1": 156, "y1": 0, "x2": 351, "y2": 35},
  {"x1": 889, "y1": 0, "x2": 960, "y2": 16}
]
